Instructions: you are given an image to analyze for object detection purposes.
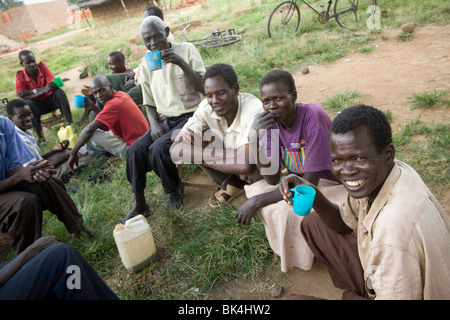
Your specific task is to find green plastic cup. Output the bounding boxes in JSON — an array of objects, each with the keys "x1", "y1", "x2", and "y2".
[{"x1": 53, "y1": 77, "x2": 64, "y2": 88}]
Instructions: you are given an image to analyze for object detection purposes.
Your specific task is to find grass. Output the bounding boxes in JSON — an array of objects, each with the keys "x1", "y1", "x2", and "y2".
[
  {"x1": 409, "y1": 89, "x2": 450, "y2": 109},
  {"x1": 1, "y1": 0, "x2": 449, "y2": 300},
  {"x1": 322, "y1": 90, "x2": 364, "y2": 112}
]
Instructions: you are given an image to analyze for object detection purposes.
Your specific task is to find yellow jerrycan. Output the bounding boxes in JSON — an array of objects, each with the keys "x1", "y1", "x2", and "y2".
[
  {"x1": 113, "y1": 214, "x2": 157, "y2": 273},
  {"x1": 58, "y1": 125, "x2": 78, "y2": 149}
]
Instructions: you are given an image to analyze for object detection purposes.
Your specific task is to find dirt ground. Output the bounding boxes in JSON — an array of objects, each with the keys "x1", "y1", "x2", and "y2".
[{"x1": 2, "y1": 6, "x2": 448, "y2": 300}]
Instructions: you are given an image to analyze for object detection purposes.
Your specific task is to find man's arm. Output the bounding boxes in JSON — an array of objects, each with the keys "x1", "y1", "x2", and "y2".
[
  {"x1": 145, "y1": 105, "x2": 166, "y2": 141},
  {"x1": 279, "y1": 174, "x2": 352, "y2": 234},
  {"x1": 171, "y1": 129, "x2": 256, "y2": 177},
  {"x1": 0, "y1": 160, "x2": 54, "y2": 193},
  {"x1": 234, "y1": 171, "x2": 322, "y2": 225},
  {"x1": 67, "y1": 120, "x2": 104, "y2": 172},
  {"x1": 248, "y1": 110, "x2": 280, "y2": 185},
  {"x1": 17, "y1": 82, "x2": 57, "y2": 100}
]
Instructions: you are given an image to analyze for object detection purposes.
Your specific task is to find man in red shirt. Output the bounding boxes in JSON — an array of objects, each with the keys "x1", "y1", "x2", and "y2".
[
  {"x1": 67, "y1": 75, "x2": 149, "y2": 171},
  {"x1": 15, "y1": 50, "x2": 73, "y2": 142}
]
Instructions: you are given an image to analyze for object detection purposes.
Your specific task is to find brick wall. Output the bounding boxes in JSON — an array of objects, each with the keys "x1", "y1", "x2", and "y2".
[{"x1": 0, "y1": 0, "x2": 69, "y2": 41}]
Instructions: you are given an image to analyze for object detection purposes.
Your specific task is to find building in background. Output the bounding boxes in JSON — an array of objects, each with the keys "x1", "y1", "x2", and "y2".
[
  {"x1": 0, "y1": 0, "x2": 70, "y2": 41},
  {"x1": 76, "y1": 0, "x2": 159, "y2": 24}
]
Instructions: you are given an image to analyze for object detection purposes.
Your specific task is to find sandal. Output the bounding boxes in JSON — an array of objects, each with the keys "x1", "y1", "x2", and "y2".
[{"x1": 209, "y1": 184, "x2": 244, "y2": 208}]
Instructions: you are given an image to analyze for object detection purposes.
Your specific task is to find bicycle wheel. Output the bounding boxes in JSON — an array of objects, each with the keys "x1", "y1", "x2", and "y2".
[
  {"x1": 200, "y1": 34, "x2": 242, "y2": 48},
  {"x1": 334, "y1": 0, "x2": 358, "y2": 29},
  {"x1": 267, "y1": 1, "x2": 300, "y2": 38}
]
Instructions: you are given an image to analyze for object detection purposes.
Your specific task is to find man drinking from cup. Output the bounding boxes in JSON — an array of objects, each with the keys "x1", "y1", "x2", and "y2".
[
  {"x1": 121, "y1": 15, "x2": 206, "y2": 221},
  {"x1": 280, "y1": 105, "x2": 450, "y2": 300}
]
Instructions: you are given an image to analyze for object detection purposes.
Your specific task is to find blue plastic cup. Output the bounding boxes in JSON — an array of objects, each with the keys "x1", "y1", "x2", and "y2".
[
  {"x1": 145, "y1": 51, "x2": 162, "y2": 71},
  {"x1": 74, "y1": 95, "x2": 85, "y2": 108},
  {"x1": 289, "y1": 185, "x2": 316, "y2": 216}
]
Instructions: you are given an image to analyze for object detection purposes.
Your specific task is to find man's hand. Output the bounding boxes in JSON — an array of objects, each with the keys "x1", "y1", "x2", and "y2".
[
  {"x1": 124, "y1": 73, "x2": 136, "y2": 90},
  {"x1": 84, "y1": 95, "x2": 96, "y2": 111},
  {"x1": 81, "y1": 85, "x2": 92, "y2": 96},
  {"x1": 45, "y1": 81, "x2": 57, "y2": 93},
  {"x1": 160, "y1": 48, "x2": 183, "y2": 66},
  {"x1": 26, "y1": 159, "x2": 55, "y2": 183},
  {"x1": 150, "y1": 122, "x2": 166, "y2": 141},
  {"x1": 278, "y1": 174, "x2": 314, "y2": 205},
  {"x1": 249, "y1": 110, "x2": 276, "y2": 139},
  {"x1": 68, "y1": 152, "x2": 79, "y2": 174},
  {"x1": 235, "y1": 199, "x2": 258, "y2": 225},
  {"x1": 53, "y1": 140, "x2": 69, "y2": 152}
]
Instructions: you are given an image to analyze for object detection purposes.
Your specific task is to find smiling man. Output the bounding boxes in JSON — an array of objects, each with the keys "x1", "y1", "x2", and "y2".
[
  {"x1": 121, "y1": 15, "x2": 205, "y2": 221},
  {"x1": 170, "y1": 63, "x2": 264, "y2": 207},
  {"x1": 279, "y1": 105, "x2": 450, "y2": 300},
  {"x1": 68, "y1": 75, "x2": 149, "y2": 172}
]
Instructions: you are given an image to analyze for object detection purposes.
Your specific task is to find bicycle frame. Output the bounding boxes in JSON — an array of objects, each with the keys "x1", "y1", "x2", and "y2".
[{"x1": 299, "y1": 0, "x2": 357, "y2": 20}]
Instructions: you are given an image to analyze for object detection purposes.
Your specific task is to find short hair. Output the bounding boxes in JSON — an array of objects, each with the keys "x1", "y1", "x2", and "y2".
[
  {"x1": 144, "y1": 6, "x2": 164, "y2": 20},
  {"x1": 6, "y1": 99, "x2": 28, "y2": 116},
  {"x1": 259, "y1": 69, "x2": 296, "y2": 93},
  {"x1": 18, "y1": 49, "x2": 34, "y2": 60},
  {"x1": 330, "y1": 104, "x2": 392, "y2": 153},
  {"x1": 203, "y1": 63, "x2": 238, "y2": 88},
  {"x1": 140, "y1": 15, "x2": 166, "y2": 35},
  {"x1": 108, "y1": 51, "x2": 125, "y2": 62}
]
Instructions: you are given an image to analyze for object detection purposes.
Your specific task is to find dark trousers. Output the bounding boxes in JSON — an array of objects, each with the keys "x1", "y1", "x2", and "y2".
[
  {"x1": 0, "y1": 242, "x2": 119, "y2": 300},
  {"x1": 126, "y1": 113, "x2": 193, "y2": 195},
  {"x1": 25, "y1": 88, "x2": 73, "y2": 134},
  {"x1": 294, "y1": 212, "x2": 369, "y2": 300},
  {"x1": 0, "y1": 178, "x2": 83, "y2": 253}
]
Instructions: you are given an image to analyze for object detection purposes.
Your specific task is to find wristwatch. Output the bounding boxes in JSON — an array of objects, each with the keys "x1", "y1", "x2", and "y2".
[{"x1": 32, "y1": 89, "x2": 37, "y2": 94}]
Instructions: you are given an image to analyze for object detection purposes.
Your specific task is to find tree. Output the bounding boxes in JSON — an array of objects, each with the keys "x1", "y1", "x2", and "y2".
[{"x1": 0, "y1": 0, "x2": 24, "y2": 12}]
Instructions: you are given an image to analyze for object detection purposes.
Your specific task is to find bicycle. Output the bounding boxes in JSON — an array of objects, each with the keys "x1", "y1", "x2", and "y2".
[
  {"x1": 182, "y1": 24, "x2": 242, "y2": 48},
  {"x1": 267, "y1": 0, "x2": 377, "y2": 38}
]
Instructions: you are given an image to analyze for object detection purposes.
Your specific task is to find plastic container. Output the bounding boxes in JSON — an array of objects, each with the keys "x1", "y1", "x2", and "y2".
[
  {"x1": 113, "y1": 214, "x2": 157, "y2": 273},
  {"x1": 58, "y1": 125, "x2": 78, "y2": 149}
]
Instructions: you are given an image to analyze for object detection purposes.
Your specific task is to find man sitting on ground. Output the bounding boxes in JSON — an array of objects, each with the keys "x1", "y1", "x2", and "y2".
[
  {"x1": 7, "y1": 99, "x2": 95, "y2": 178},
  {"x1": 0, "y1": 116, "x2": 93, "y2": 257},
  {"x1": 280, "y1": 104, "x2": 450, "y2": 300},
  {"x1": 120, "y1": 16, "x2": 205, "y2": 221},
  {"x1": 170, "y1": 63, "x2": 264, "y2": 207},
  {"x1": 68, "y1": 75, "x2": 149, "y2": 171},
  {"x1": 15, "y1": 50, "x2": 72, "y2": 142}
]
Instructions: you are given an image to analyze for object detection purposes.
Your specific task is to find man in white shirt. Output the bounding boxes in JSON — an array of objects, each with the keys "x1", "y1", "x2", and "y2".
[{"x1": 170, "y1": 63, "x2": 264, "y2": 208}]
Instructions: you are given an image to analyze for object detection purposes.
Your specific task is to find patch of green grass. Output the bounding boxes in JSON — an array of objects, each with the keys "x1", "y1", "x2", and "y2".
[
  {"x1": 409, "y1": 89, "x2": 450, "y2": 109},
  {"x1": 396, "y1": 31, "x2": 414, "y2": 42},
  {"x1": 323, "y1": 90, "x2": 364, "y2": 112}
]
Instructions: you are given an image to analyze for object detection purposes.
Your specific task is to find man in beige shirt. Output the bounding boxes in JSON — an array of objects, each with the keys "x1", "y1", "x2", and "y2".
[{"x1": 279, "y1": 104, "x2": 450, "y2": 300}]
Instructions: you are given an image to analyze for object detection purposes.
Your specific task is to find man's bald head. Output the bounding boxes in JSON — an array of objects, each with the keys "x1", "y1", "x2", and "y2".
[{"x1": 90, "y1": 75, "x2": 113, "y2": 105}]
